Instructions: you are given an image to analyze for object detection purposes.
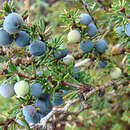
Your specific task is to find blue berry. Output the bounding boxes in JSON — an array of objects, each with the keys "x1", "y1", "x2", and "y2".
[
  {"x1": 3, "y1": 12, "x2": 23, "y2": 34},
  {"x1": 22, "y1": 105, "x2": 39, "y2": 124},
  {"x1": 15, "y1": 31, "x2": 30, "y2": 47},
  {"x1": 73, "y1": 67, "x2": 79, "y2": 79},
  {"x1": 95, "y1": 39, "x2": 107, "y2": 53},
  {"x1": 31, "y1": 83, "x2": 49, "y2": 100},
  {"x1": 0, "y1": 29, "x2": 13, "y2": 46},
  {"x1": 29, "y1": 40, "x2": 46, "y2": 56},
  {"x1": 116, "y1": 25, "x2": 125, "y2": 35},
  {"x1": 98, "y1": 60, "x2": 107, "y2": 68},
  {"x1": 31, "y1": 83, "x2": 43, "y2": 98},
  {"x1": 88, "y1": 23, "x2": 98, "y2": 37},
  {"x1": 35, "y1": 99, "x2": 52, "y2": 115},
  {"x1": 80, "y1": 39, "x2": 93, "y2": 53},
  {"x1": 125, "y1": 23, "x2": 130, "y2": 36},
  {"x1": 0, "y1": 82, "x2": 15, "y2": 98},
  {"x1": 51, "y1": 93, "x2": 63, "y2": 106},
  {"x1": 80, "y1": 13, "x2": 92, "y2": 25},
  {"x1": 54, "y1": 44, "x2": 68, "y2": 59}
]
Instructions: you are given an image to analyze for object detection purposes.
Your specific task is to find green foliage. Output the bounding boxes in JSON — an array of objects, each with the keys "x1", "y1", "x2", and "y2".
[{"x1": 0, "y1": 0, "x2": 129, "y2": 130}]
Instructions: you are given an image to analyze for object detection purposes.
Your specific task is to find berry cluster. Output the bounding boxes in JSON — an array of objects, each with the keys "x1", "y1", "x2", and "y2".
[
  {"x1": 0, "y1": 12, "x2": 67, "y2": 125},
  {"x1": 67, "y1": 13, "x2": 107, "y2": 54},
  {"x1": 0, "y1": 12, "x2": 76, "y2": 126},
  {"x1": 0, "y1": 80, "x2": 64, "y2": 125},
  {"x1": 0, "y1": 12, "x2": 29, "y2": 47},
  {"x1": 0, "y1": 12, "x2": 68, "y2": 58},
  {"x1": 0, "y1": 12, "x2": 47, "y2": 57}
]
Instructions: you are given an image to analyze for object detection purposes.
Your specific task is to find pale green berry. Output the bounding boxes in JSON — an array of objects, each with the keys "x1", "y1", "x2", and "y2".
[
  {"x1": 14, "y1": 80, "x2": 29, "y2": 97},
  {"x1": 63, "y1": 55, "x2": 74, "y2": 65},
  {"x1": 110, "y1": 67, "x2": 122, "y2": 80},
  {"x1": 67, "y1": 30, "x2": 81, "y2": 43}
]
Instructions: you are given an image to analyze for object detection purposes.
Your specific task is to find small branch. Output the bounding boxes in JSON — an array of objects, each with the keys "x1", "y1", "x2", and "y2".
[
  {"x1": 61, "y1": 80, "x2": 92, "y2": 93},
  {"x1": 30, "y1": 99, "x2": 79, "y2": 129},
  {"x1": 0, "y1": 46, "x2": 36, "y2": 75},
  {"x1": 67, "y1": 105, "x2": 88, "y2": 116},
  {"x1": 0, "y1": 118, "x2": 15, "y2": 129},
  {"x1": 84, "y1": 81, "x2": 128, "y2": 100},
  {"x1": 30, "y1": 80, "x2": 128, "y2": 130},
  {"x1": 15, "y1": 71, "x2": 37, "y2": 80},
  {"x1": 61, "y1": 80, "x2": 82, "y2": 89},
  {"x1": 86, "y1": 110, "x2": 108, "y2": 120}
]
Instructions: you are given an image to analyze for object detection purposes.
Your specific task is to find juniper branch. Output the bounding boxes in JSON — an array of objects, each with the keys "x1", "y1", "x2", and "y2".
[{"x1": 30, "y1": 80, "x2": 128, "y2": 130}]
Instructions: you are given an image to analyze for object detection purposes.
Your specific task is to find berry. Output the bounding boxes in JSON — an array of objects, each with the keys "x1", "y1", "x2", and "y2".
[
  {"x1": 98, "y1": 59, "x2": 107, "y2": 68},
  {"x1": 31, "y1": 83, "x2": 42, "y2": 98},
  {"x1": 0, "y1": 82, "x2": 15, "y2": 98},
  {"x1": 22, "y1": 105, "x2": 39, "y2": 124},
  {"x1": 73, "y1": 67, "x2": 79, "y2": 79},
  {"x1": 14, "y1": 80, "x2": 29, "y2": 97},
  {"x1": 35, "y1": 99, "x2": 52, "y2": 115},
  {"x1": 63, "y1": 54, "x2": 74, "y2": 65},
  {"x1": 88, "y1": 23, "x2": 98, "y2": 37},
  {"x1": 80, "y1": 39, "x2": 93, "y2": 52},
  {"x1": 67, "y1": 30, "x2": 81, "y2": 43},
  {"x1": 51, "y1": 93, "x2": 63, "y2": 106},
  {"x1": 95, "y1": 39, "x2": 107, "y2": 53},
  {"x1": 110, "y1": 67, "x2": 122, "y2": 80},
  {"x1": 31, "y1": 83, "x2": 49, "y2": 100},
  {"x1": 125, "y1": 23, "x2": 130, "y2": 36},
  {"x1": 15, "y1": 31, "x2": 30, "y2": 47},
  {"x1": 0, "y1": 29, "x2": 13, "y2": 46},
  {"x1": 29, "y1": 40, "x2": 46, "y2": 56},
  {"x1": 54, "y1": 44, "x2": 68, "y2": 59},
  {"x1": 3, "y1": 12, "x2": 23, "y2": 34},
  {"x1": 116, "y1": 25, "x2": 125, "y2": 35},
  {"x1": 80, "y1": 13, "x2": 92, "y2": 25}
]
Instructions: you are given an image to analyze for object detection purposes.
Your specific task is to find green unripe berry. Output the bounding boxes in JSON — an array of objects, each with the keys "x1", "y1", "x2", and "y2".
[
  {"x1": 67, "y1": 30, "x2": 81, "y2": 43},
  {"x1": 63, "y1": 54, "x2": 74, "y2": 65},
  {"x1": 14, "y1": 80, "x2": 29, "y2": 97},
  {"x1": 110, "y1": 67, "x2": 122, "y2": 80}
]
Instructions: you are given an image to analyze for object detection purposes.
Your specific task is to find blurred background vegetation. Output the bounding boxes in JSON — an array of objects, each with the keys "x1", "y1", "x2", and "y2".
[{"x1": 0, "y1": 0, "x2": 129, "y2": 130}]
